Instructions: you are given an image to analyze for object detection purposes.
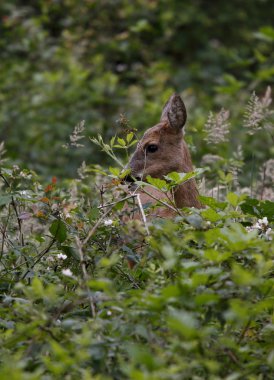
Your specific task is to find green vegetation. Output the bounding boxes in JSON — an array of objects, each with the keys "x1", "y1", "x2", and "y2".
[{"x1": 0, "y1": 1, "x2": 274, "y2": 379}]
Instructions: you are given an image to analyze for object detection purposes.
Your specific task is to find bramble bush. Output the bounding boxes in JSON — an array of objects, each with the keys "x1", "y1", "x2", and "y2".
[{"x1": 0, "y1": 95, "x2": 273, "y2": 379}]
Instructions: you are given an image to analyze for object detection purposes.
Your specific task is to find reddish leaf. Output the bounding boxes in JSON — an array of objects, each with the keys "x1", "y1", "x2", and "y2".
[{"x1": 45, "y1": 184, "x2": 53, "y2": 193}]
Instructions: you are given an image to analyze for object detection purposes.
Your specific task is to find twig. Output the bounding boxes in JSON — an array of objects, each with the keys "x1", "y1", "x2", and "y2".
[
  {"x1": 237, "y1": 319, "x2": 252, "y2": 344},
  {"x1": 75, "y1": 236, "x2": 96, "y2": 318},
  {"x1": 0, "y1": 173, "x2": 25, "y2": 246},
  {"x1": 98, "y1": 194, "x2": 137, "y2": 208},
  {"x1": 21, "y1": 237, "x2": 56, "y2": 280},
  {"x1": 260, "y1": 165, "x2": 266, "y2": 200},
  {"x1": 99, "y1": 193, "x2": 150, "y2": 235},
  {"x1": 135, "y1": 193, "x2": 149, "y2": 235},
  {"x1": 113, "y1": 265, "x2": 140, "y2": 289},
  {"x1": 224, "y1": 348, "x2": 242, "y2": 367},
  {"x1": 82, "y1": 207, "x2": 113, "y2": 247},
  {"x1": 136, "y1": 186, "x2": 181, "y2": 215}
]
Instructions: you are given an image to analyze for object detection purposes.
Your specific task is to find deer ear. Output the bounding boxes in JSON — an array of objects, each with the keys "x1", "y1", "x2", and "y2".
[{"x1": 160, "y1": 94, "x2": 187, "y2": 130}]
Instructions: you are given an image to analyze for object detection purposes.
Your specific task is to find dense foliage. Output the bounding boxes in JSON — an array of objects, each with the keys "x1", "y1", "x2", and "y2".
[
  {"x1": 0, "y1": 1, "x2": 274, "y2": 379},
  {"x1": 1, "y1": 130, "x2": 274, "y2": 379},
  {"x1": 0, "y1": 0, "x2": 274, "y2": 177}
]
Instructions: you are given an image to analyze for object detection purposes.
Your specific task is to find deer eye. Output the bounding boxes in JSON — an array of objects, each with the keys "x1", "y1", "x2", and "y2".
[{"x1": 146, "y1": 144, "x2": 158, "y2": 153}]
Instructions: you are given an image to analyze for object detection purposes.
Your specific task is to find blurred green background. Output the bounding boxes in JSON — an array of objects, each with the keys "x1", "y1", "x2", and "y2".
[{"x1": 0, "y1": 0, "x2": 273, "y2": 178}]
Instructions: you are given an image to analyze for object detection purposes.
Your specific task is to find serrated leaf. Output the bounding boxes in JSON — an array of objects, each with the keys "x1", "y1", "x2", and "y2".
[
  {"x1": 165, "y1": 169, "x2": 203, "y2": 185},
  {"x1": 146, "y1": 176, "x2": 168, "y2": 190}
]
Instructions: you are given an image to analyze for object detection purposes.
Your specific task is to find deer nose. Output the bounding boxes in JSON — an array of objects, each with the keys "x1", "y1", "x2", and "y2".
[{"x1": 124, "y1": 174, "x2": 141, "y2": 183}]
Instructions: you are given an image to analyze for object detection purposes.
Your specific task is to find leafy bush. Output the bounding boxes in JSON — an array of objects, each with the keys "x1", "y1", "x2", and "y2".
[
  {"x1": 0, "y1": 2, "x2": 273, "y2": 378},
  {"x1": 0, "y1": 127, "x2": 273, "y2": 379}
]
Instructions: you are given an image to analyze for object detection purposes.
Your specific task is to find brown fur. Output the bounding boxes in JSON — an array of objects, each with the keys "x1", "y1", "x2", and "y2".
[{"x1": 128, "y1": 94, "x2": 202, "y2": 218}]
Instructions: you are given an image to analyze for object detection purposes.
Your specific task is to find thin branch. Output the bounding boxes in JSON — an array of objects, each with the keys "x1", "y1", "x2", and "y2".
[
  {"x1": 237, "y1": 319, "x2": 252, "y2": 345},
  {"x1": 82, "y1": 207, "x2": 113, "y2": 247},
  {"x1": 75, "y1": 236, "x2": 96, "y2": 318},
  {"x1": 0, "y1": 172, "x2": 24, "y2": 246},
  {"x1": 99, "y1": 193, "x2": 150, "y2": 235},
  {"x1": 113, "y1": 265, "x2": 140, "y2": 289},
  {"x1": 135, "y1": 193, "x2": 149, "y2": 235},
  {"x1": 98, "y1": 194, "x2": 137, "y2": 209},
  {"x1": 136, "y1": 186, "x2": 181, "y2": 215},
  {"x1": 21, "y1": 237, "x2": 56, "y2": 280}
]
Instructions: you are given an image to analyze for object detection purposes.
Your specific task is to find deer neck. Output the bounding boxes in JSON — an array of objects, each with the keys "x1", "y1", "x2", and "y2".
[
  {"x1": 174, "y1": 180, "x2": 201, "y2": 208},
  {"x1": 173, "y1": 142, "x2": 201, "y2": 209}
]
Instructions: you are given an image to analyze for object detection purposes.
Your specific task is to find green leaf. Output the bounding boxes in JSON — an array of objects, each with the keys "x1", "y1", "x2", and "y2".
[
  {"x1": 201, "y1": 208, "x2": 222, "y2": 222},
  {"x1": 0, "y1": 195, "x2": 12, "y2": 206},
  {"x1": 255, "y1": 26, "x2": 274, "y2": 41},
  {"x1": 226, "y1": 192, "x2": 239, "y2": 207},
  {"x1": 204, "y1": 249, "x2": 232, "y2": 263},
  {"x1": 168, "y1": 310, "x2": 199, "y2": 339},
  {"x1": 232, "y1": 264, "x2": 256, "y2": 286},
  {"x1": 117, "y1": 137, "x2": 126, "y2": 147},
  {"x1": 30, "y1": 277, "x2": 45, "y2": 299},
  {"x1": 49, "y1": 220, "x2": 67, "y2": 243},
  {"x1": 146, "y1": 176, "x2": 168, "y2": 191},
  {"x1": 165, "y1": 169, "x2": 203, "y2": 185},
  {"x1": 110, "y1": 136, "x2": 116, "y2": 147},
  {"x1": 126, "y1": 132, "x2": 134, "y2": 143},
  {"x1": 88, "y1": 208, "x2": 100, "y2": 220},
  {"x1": 199, "y1": 195, "x2": 227, "y2": 210},
  {"x1": 119, "y1": 168, "x2": 131, "y2": 179},
  {"x1": 240, "y1": 198, "x2": 274, "y2": 222},
  {"x1": 109, "y1": 166, "x2": 120, "y2": 177},
  {"x1": 195, "y1": 292, "x2": 219, "y2": 306}
]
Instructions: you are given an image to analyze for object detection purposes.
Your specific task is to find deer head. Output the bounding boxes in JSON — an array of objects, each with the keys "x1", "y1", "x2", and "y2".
[
  {"x1": 129, "y1": 94, "x2": 191, "y2": 180},
  {"x1": 128, "y1": 94, "x2": 201, "y2": 212}
]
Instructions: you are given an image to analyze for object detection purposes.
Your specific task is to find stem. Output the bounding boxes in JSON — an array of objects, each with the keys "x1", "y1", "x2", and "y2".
[
  {"x1": 75, "y1": 236, "x2": 96, "y2": 318},
  {"x1": 136, "y1": 186, "x2": 181, "y2": 216},
  {"x1": 135, "y1": 193, "x2": 149, "y2": 235},
  {"x1": 82, "y1": 207, "x2": 113, "y2": 247},
  {"x1": 21, "y1": 237, "x2": 56, "y2": 280}
]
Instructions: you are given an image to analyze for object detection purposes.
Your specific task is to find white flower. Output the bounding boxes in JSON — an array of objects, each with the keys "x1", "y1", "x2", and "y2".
[
  {"x1": 19, "y1": 190, "x2": 32, "y2": 198},
  {"x1": 257, "y1": 217, "x2": 268, "y2": 226},
  {"x1": 19, "y1": 171, "x2": 32, "y2": 179},
  {"x1": 51, "y1": 204, "x2": 58, "y2": 211},
  {"x1": 107, "y1": 310, "x2": 112, "y2": 316},
  {"x1": 62, "y1": 268, "x2": 73, "y2": 277},
  {"x1": 57, "y1": 253, "x2": 67, "y2": 260},
  {"x1": 266, "y1": 228, "x2": 272, "y2": 240},
  {"x1": 261, "y1": 217, "x2": 268, "y2": 225},
  {"x1": 104, "y1": 219, "x2": 113, "y2": 226}
]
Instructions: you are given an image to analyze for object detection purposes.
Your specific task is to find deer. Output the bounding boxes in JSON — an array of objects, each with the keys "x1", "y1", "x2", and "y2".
[{"x1": 126, "y1": 93, "x2": 202, "y2": 218}]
